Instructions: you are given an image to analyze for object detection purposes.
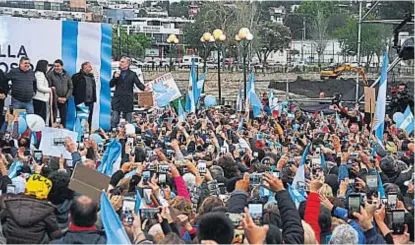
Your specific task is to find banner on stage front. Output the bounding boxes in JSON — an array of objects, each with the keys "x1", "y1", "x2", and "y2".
[
  {"x1": 145, "y1": 73, "x2": 182, "y2": 107},
  {"x1": 0, "y1": 16, "x2": 112, "y2": 130}
]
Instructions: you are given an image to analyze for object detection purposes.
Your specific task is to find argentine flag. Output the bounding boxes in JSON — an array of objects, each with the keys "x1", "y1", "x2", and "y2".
[
  {"x1": 185, "y1": 57, "x2": 198, "y2": 113},
  {"x1": 398, "y1": 105, "x2": 414, "y2": 135},
  {"x1": 196, "y1": 73, "x2": 206, "y2": 106},
  {"x1": 292, "y1": 144, "x2": 310, "y2": 198},
  {"x1": 373, "y1": 52, "x2": 389, "y2": 147},
  {"x1": 178, "y1": 100, "x2": 185, "y2": 122},
  {"x1": 236, "y1": 88, "x2": 243, "y2": 112},
  {"x1": 247, "y1": 73, "x2": 263, "y2": 117}
]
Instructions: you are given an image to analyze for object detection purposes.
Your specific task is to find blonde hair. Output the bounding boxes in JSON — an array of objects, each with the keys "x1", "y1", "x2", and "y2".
[
  {"x1": 302, "y1": 220, "x2": 318, "y2": 244},
  {"x1": 331, "y1": 217, "x2": 347, "y2": 231},
  {"x1": 318, "y1": 184, "x2": 333, "y2": 198}
]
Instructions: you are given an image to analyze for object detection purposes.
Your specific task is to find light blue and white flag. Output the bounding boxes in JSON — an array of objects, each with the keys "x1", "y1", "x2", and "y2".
[
  {"x1": 398, "y1": 105, "x2": 414, "y2": 135},
  {"x1": 100, "y1": 191, "x2": 131, "y2": 244},
  {"x1": 178, "y1": 100, "x2": 185, "y2": 122},
  {"x1": 237, "y1": 116, "x2": 244, "y2": 131},
  {"x1": 236, "y1": 88, "x2": 243, "y2": 112},
  {"x1": 288, "y1": 184, "x2": 306, "y2": 208},
  {"x1": 373, "y1": 52, "x2": 389, "y2": 147},
  {"x1": 185, "y1": 57, "x2": 198, "y2": 113},
  {"x1": 8, "y1": 160, "x2": 22, "y2": 179},
  {"x1": 135, "y1": 188, "x2": 142, "y2": 214},
  {"x1": 377, "y1": 172, "x2": 386, "y2": 199},
  {"x1": 292, "y1": 144, "x2": 310, "y2": 198},
  {"x1": 196, "y1": 73, "x2": 206, "y2": 105},
  {"x1": 335, "y1": 112, "x2": 346, "y2": 133},
  {"x1": 247, "y1": 73, "x2": 263, "y2": 117},
  {"x1": 97, "y1": 138, "x2": 122, "y2": 176}
]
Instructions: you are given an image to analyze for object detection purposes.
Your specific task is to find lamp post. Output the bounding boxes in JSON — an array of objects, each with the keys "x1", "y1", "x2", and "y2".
[
  {"x1": 167, "y1": 34, "x2": 179, "y2": 72},
  {"x1": 235, "y1": 27, "x2": 253, "y2": 100},
  {"x1": 212, "y1": 29, "x2": 226, "y2": 104},
  {"x1": 200, "y1": 32, "x2": 214, "y2": 93}
]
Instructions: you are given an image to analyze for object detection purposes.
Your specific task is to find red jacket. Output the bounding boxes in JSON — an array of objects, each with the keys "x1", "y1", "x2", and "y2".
[
  {"x1": 174, "y1": 176, "x2": 190, "y2": 200},
  {"x1": 304, "y1": 192, "x2": 321, "y2": 243}
]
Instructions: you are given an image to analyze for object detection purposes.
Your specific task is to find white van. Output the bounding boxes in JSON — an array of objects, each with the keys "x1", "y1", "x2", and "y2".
[{"x1": 179, "y1": 56, "x2": 204, "y2": 68}]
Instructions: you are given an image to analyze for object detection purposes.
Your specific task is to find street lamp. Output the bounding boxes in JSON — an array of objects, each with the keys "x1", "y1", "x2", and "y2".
[
  {"x1": 212, "y1": 29, "x2": 226, "y2": 105},
  {"x1": 235, "y1": 27, "x2": 253, "y2": 100},
  {"x1": 167, "y1": 34, "x2": 179, "y2": 72},
  {"x1": 200, "y1": 32, "x2": 214, "y2": 93}
]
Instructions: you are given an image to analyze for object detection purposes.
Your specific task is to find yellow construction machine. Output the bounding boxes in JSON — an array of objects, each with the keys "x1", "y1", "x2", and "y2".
[{"x1": 320, "y1": 64, "x2": 368, "y2": 85}]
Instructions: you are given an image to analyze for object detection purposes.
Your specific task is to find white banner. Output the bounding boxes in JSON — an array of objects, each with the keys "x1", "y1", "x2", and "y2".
[
  {"x1": 39, "y1": 127, "x2": 78, "y2": 159},
  {"x1": 144, "y1": 73, "x2": 181, "y2": 107}
]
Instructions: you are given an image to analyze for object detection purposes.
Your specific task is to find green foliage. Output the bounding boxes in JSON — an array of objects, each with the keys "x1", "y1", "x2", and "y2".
[
  {"x1": 255, "y1": 21, "x2": 291, "y2": 63},
  {"x1": 169, "y1": 1, "x2": 189, "y2": 18},
  {"x1": 334, "y1": 15, "x2": 391, "y2": 66},
  {"x1": 112, "y1": 28, "x2": 152, "y2": 58},
  {"x1": 296, "y1": 1, "x2": 337, "y2": 18}
]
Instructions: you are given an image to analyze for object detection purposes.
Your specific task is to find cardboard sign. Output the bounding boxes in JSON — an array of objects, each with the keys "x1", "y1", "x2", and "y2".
[
  {"x1": 364, "y1": 87, "x2": 376, "y2": 114},
  {"x1": 137, "y1": 91, "x2": 154, "y2": 107},
  {"x1": 68, "y1": 163, "x2": 110, "y2": 202},
  {"x1": 144, "y1": 73, "x2": 182, "y2": 107}
]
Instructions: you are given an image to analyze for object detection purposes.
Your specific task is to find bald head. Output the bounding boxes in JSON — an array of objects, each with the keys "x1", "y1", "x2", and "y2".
[
  {"x1": 70, "y1": 195, "x2": 98, "y2": 227},
  {"x1": 408, "y1": 143, "x2": 414, "y2": 152}
]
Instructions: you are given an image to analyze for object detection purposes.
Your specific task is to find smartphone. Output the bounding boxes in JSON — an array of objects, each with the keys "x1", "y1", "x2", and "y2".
[
  {"x1": 272, "y1": 170, "x2": 281, "y2": 179},
  {"x1": 142, "y1": 187, "x2": 153, "y2": 206},
  {"x1": 157, "y1": 164, "x2": 170, "y2": 174},
  {"x1": 142, "y1": 171, "x2": 151, "y2": 185},
  {"x1": 33, "y1": 150, "x2": 43, "y2": 162},
  {"x1": 387, "y1": 192, "x2": 397, "y2": 210},
  {"x1": 127, "y1": 137, "x2": 134, "y2": 147},
  {"x1": 56, "y1": 117, "x2": 61, "y2": 124},
  {"x1": 296, "y1": 181, "x2": 307, "y2": 191},
  {"x1": 366, "y1": 175, "x2": 378, "y2": 189},
  {"x1": 391, "y1": 210, "x2": 405, "y2": 235},
  {"x1": 197, "y1": 160, "x2": 207, "y2": 175},
  {"x1": 6, "y1": 184, "x2": 16, "y2": 194},
  {"x1": 83, "y1": 133, "x2": 89, "y2": 141},
  {"x1": 348, "y1": 193, "x2": 364, "y2": 219},
  {"x1": 227, "y1": 213, "x2": 243, "y2": 227},
  {"x1": 66, "y1": 159, "x2": 73, "y2": 168},
  {"x1": 140, "y1": 208, "x2": 159, "y2": 220},
  {"x1": 248, "y1": 203, "x2": 263, "y2": 225},
  {"x1": 122, "y1": 197, "x2": 135, "y2": 225},
  {"x1": 250, "y1": 173, "x2": 261, "y2": 186},
  {"x1": 158, "y1": 173, "x2": 167, "y2": 185}
]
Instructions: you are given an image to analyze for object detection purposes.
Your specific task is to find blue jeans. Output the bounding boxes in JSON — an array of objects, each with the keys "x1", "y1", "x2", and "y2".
[
  {"x1": 110, "y1": 111, "x2": 132, "y2": 129},
  {"x1": 11, "y1": 97, "x2": 34, "y2": 114}
]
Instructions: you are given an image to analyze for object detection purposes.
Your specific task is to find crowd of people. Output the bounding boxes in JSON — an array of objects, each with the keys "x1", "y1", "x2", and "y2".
[{"x1": 0, "y1": 55, "x2": 413, "y2": 245}]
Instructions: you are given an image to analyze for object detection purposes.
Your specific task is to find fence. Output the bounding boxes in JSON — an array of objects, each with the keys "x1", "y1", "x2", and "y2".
[{"x1": 140, "y1": 64, "x2": 414, "y2": 75}]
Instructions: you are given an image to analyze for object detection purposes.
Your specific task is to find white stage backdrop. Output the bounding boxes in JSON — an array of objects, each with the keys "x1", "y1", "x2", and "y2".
[{"x1": 0, "y1": 16, "x2": 112, "y2": 130}]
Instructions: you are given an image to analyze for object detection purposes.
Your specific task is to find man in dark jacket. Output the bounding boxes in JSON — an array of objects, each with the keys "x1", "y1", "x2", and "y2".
[
  {"x1": 0, "y1": 69, "x2": 9, "y2": 126},
  {"x1": 47, "y1": 59, "x2": 73, "y2": 127},
  {"x1": 6, "y1": 57, "x2": 36, "y2": 114},
  {"x1": 110, "y1": 56, "x2": 145, "y2": 129},
  {"x1": 0, "y1": 174, "x2": 61, "y2": 243},
  {"x1": 50, "y1": 195, "x2": 106, "y2": 244},
  {"x1": 72, "y1": 62, "x2": 96, "y2": 130}
]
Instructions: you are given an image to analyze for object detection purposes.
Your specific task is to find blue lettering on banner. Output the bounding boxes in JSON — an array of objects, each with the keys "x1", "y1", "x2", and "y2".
[
  {"x1": 99, "y1": 24, "x2": 112, "y2": 130},
  {"x1": 61, "y1": 21, "x2": 78, "y2": 130}
]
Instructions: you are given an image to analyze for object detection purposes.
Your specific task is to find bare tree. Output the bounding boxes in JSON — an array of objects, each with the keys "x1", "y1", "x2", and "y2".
[{"x1": 309, "y1": 10, "x2": 329, "y2": 68}]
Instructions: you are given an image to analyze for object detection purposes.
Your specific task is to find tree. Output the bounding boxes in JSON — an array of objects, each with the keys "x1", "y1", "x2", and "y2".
[
  {"x1": 255, "y1": 21, "x2": 291, "y2": 64},
  {"x1": 309, "y1": 10, "x2": 329, "y2": 67},
  {"x1": 335, "y1": 15, "x2": 391, "y2": 69},
  {"x1": 112, "y1": 28, "x2": 152, "y2": 58},
  {"x1": 169, "y1": 1, "x2": 189, "y2": 18}
]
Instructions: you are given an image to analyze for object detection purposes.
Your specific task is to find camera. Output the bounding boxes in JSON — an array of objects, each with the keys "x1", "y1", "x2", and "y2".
[{"x1": 157, "y1": 164, "x2": 170, "y2": 174}]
